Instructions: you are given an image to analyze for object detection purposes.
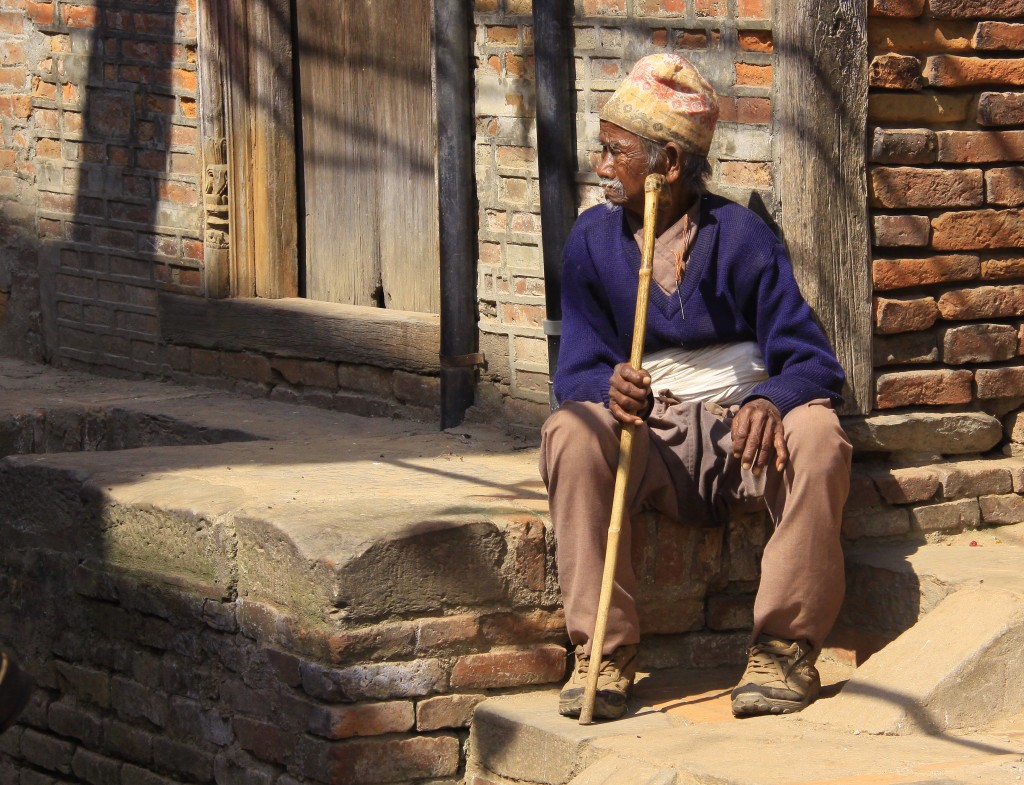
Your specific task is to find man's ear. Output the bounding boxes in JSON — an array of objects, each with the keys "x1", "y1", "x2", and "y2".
[{"x1": 662, "y1": 142, "x2": 685, "y2": 184}]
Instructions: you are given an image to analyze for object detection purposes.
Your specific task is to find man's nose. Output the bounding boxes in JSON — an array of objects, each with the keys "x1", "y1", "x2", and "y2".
[{"x1": 596, "y1": 152, "x2": 613, "y2": 179}]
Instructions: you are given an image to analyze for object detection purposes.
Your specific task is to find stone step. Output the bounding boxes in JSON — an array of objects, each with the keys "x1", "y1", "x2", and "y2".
[{"x1": 468, "y1": 529, "x2": 1024, "y2": 785}]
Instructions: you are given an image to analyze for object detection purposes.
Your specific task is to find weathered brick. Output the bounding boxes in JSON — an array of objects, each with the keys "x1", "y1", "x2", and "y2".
[
  {"x1": 874, "y1": 296, "x2": 939, "y2": 334},
  {"x1": 875, "y1": 369, "x2": 973, "y2": 409},
  {"x1": 937, "y1": 131, "x2": 1024, "y2": 163},
  {"x1": 873, "y1": 214, "x2": 931, "y2": 247},
  {"x1": 449, "y1": 645, "x2": 565, "y2": 689},
  {"x1": 983, "y1": 257, "x2": 1024, "y2": 280},
  {"x1": 872, "y1": 255, "x2": 979, "y2": 290},
  {"x1": 874, "y1": 332, "x2": 939, "y2": 366},
  {"x1": 735, "y1": 62, "x2": 771, "y2": 87},
  {"x1": 480, "y1": 609, "x2": 566, "y2": 644},
  {"x1": 232, "y1": 717, "x2": 289, "y2": 765},
  {"x1": 326, "y1": 622, "x2": 417, "y2": 664},
  {"x1": 47, "y1": 701, "x2": 102, "y2": 746},
  {"x1": 978, "y1": 92, "x2": 1024, "y2": 126},
  {"x1": 869, "y1": 0, "x2": 924, "y2": 15},
  {"x1": 943, "y1": 323, "x2": 1018, "y2": 364},
  {"x1": 416, "y1": 613, "x2": 481, "y2": 652},
  {"x1": 842, "y1": 508, "x2": 911, "y2": 539},
  {"x1": 910, "y1": 499, "x2": 981, "y2": 533},
  {"x1": 300, "y1": 659, "x2": 447, "y2": 702},
  {"x1": 110, "y1": 676, "x2": 167, "y2": 727},
  {"x1": 871, "y1": 167, "x2": 982, "y2": 209},
  {"x1": 102, "y1": 719, "x2": 153, "y2": 765},
  {"x1": 869, "y1": 19, "x2": 974, "y2": 53},
  {"x1": 152, "y1": 736, "x2": 214, "y2": 782},
  {"x1": 869, "y1": 466, "x2": 941, "y2": 504},
  {"x1": 931, "y1": 209, "x2": 1024, "y2": 251},
  {"x1": 937, "y1": 461, "x2": 1013, "y2": 499},
  {"x1": 987, "y1": 167, "x2": 1024, "y2": 207},
  {"x1": 415, "y1": 694, "x2": 486, "y2": 731},
  {"x1": 868, "y1": 93, "x2": 971, "y2": 124},
  {"x1": 309, "y1": 701, "x2": 415, "y2": 740},
  {"x1": 20, "y1": 729, "x2": 74, "y2": 774},
  {"x1": 977, "y1": 366, "x2": 1024, "y2": 399},
  {"x1": 938, "y1": 285, "x2": 1024, "y2": 319},
  {"x1": 924, "y1": 56, "x2": 1024, "y2": 88},
  {"x1": 869, "y1": 54, "x2": 923, "y2": 89},
  {"x1": 55, "y1": 661, "x2": 110, "y2": 708},
  {"x1": 870, "y1": 128, "x2": 935, "y2": 165},
  {"x1": 220, "y1": 351, "x2": 272, "y2": 383},
  {"x1": 71, "y1": 748, "x2": 121, "y2": 785},
  {"x1": 974, "y1": 22, "x2": 1024, "y2": 50},
  {"x1": 930, "y1": 0, "x2": 1024, "y2": 19},
  {"x1": 328, "y1": 736, "x2": 460, "y2": 784},
  {"x1": 979, "y1": 493, "x2": 1024, "y2": 524},
  {"x1": 706, "y1": 592, "x2": 755, "y2": 630}
]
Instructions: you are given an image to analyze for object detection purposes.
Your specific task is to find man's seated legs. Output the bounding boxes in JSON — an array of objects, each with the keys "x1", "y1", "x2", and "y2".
[{"x1": 731, "y1": 399, "x2": 852, "y2": 716}]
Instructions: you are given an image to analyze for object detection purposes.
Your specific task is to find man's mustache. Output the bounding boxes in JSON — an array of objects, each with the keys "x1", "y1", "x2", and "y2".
[{"x1": 600, "y1": 178, "x2": 626, "y2": 201}]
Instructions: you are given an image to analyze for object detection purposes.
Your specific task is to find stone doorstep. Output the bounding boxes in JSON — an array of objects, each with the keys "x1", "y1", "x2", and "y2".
[{"x1": 469, "y1": 528, "x2": 1024, "y2": 785}]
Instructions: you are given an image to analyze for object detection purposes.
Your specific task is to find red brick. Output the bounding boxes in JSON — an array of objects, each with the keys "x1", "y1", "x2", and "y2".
[
  {"x1": 26, "y1": 2, "x2": 53, "y2": 25},
  {"x1": 870, "y1": 167, "x2": 982, "y2": 209},
  {"x1": 720, "y1": 161, "x2": 772, "y2": 189},
  {"x1": 924, "y1": 55, "x2": 1024, "y2": 88},
  {"x1": 485, "y1": 25, "x2": 518, "y2": 43},
  {"x1": 450, "y1": 645, "x2": 565, "y2": 689},
  {"x1": 872, "y1": 254, "x2": 979, "y2": 290},
  {"x1": 869, "y1": 53, "x2": 923, "y2": 89},
  {"x1": 695, "y1": 0, "x2": 727, "y2": 15},
  {"x1": 869, "y1": 19, "x2": 974, "y2": 53},
  {"x1": 869, "y1": 93, "x2": 971, "y2": 124},
  {"x1": 233, "y1": 717, "x2": 289, "y2": 765},
  {"x1": 979, "y1": 91, "x2": 1024, "y2": 126},
  {"x1": 977, "y1": 366, "x2": 1024, "y2": 398},
  {"x1": 875, "y1": 369, "x2": 973, "y2": 409},
  {"x1": 737, "y1": 0, "x2": 770, "y2": 19},
  {"x1": 63, "y1": 4, "x2": 98, "y2": 27},
  {"x1": 987, "y1": 167, "x2": 1024, "y2": 207},
  {"x1": 416, "y1": 694, "x2": 486, "y2": 731},
  {"x1": 943, "y1": 323, "x2": 1019, "y2": 364},
  {"x1": 329, "y1": 736, "x2": 460, "y2": 785},
  {"x1": 874, "y1": 332, "x2": 939, "y2": 366},
  {"x1": 936, "y1": 130, "x2": 1024, "y2": 163},
  {"x1": 869, "y1": 466, "x2": 940, "y2": 504},
  {"x1": 874, "y1": 296, "x2": 939, "y2": 334},
  {"x1": 739, "y1": 31, "x2": 772, "y2": 52},
  {"x1": 931, "y1": 208, "x2": 1024, "y2": 250},
  {"x1": 220, "y1": 351, "x2": 272, "y2": 383},
  {"x1": 870, "y1": 128, "x2": 936, "y2": 164},
  {"x1": 309, "y1": 701, "x2": 414, "y2": 740},
  {"x1": 415, "y1": 613, "x2": 480, "y2": 652},
  {"x1": 937, "y1": 285, "x2": 1024, "y2": 319},
  {"x1": 869, "y1": 0, "x2": 924, "y2": 15},
  {"x1": 736, "y1": 96, "x2": 770, "y2": 124},
  {"x1": 325, "y1": 622, "x2": 417, "y2": 663},
  {"x1": 930, "y1": 0, "x2": 1024, "y2": 19},
  {"x1": 974, "y1": 22, "x2": 1024, "y2": 50},
  {"x1": 0, "y1": 11, "x2": 24, "y2": 35},
  {"x1": 480, "y1": 609, "x2": 566, "y2": 644},
  {"x1": 735, "y1": 62, "x2": 771, "y2": 87},
  {"x1": 873, "y1": 214, "x2": 931, "y2": 247},
  {"x1": 675, "y1": 29, "x2": 708, "y2": 48},
  {"x1": 982, "y1": 258, "x2": 1024, "y2": 280}
]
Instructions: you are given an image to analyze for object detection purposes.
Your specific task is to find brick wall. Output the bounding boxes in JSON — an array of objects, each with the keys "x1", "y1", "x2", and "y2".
[
  {"x1": 472, "y1": 0, "x2": 775, "y2": 425},
  {"x1": 867, "y1": 1, "x2": 1024, "y2": 413}
]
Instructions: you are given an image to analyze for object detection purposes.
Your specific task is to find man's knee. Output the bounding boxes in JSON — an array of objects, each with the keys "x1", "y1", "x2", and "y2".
[
  {"x1": 782, "y1": 400, "x2": 852, "y2": 472},
  {"x1": 540, "y1": 401, "x2": 621, "y2": 482}
]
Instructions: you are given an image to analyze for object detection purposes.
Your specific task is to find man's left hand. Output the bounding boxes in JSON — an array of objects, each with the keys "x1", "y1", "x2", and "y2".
[{"x1": 731, "y1": 398, "x2": 788, "y2": 476}]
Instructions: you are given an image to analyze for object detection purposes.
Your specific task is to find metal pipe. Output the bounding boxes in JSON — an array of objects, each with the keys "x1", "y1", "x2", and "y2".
[
  {"x1": 435, "y1": 0, "x2": 478, "y2": 429},
  {"x1": 532, "y1": 0, "x2": 577, "y2": 409}
]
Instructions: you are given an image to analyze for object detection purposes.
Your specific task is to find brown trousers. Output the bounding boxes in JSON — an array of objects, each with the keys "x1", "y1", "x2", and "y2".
[{"x1": 539, "y1": 397, "x2": 852, "y2": 656}]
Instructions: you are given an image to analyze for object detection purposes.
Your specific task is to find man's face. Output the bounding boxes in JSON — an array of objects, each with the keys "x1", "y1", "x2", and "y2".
[{"x1": 596, "y1": 121, "x2": 650, "y2": 216}]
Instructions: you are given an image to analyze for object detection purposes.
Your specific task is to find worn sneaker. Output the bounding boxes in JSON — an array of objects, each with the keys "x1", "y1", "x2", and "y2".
[
  {"x1": 0, "y1": 651, "x2": 32, "y2": 733},
  {"x1": 731, "y1": 635, "x2": 820, "y2": 717},
  {"x1": 558, "y1": 644, "x2": 638, "y2": 720}
]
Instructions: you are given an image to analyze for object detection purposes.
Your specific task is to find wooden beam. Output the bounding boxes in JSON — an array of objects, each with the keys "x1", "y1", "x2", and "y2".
[
  {"x1": 159, "y1": 293, "x2": 440, "y2": 373},
  {"x1": 775, "y1": 1, "x2": 872, "y2": 415}
]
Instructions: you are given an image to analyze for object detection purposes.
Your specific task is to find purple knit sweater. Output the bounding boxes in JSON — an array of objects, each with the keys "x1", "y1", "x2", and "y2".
[{"x1": 553, "y1": 194, "x2": 845, "y2": 417}]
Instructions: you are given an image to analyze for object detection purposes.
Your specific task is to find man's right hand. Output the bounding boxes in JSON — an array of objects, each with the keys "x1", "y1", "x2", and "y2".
[{"x1": 609, "y1": 362, "x2": 652, "y2": 426}]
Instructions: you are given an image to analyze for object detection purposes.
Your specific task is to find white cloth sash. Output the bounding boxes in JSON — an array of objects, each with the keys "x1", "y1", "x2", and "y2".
[{"x1": 642, "y1": 341, "x2": 768, "y2": 406}]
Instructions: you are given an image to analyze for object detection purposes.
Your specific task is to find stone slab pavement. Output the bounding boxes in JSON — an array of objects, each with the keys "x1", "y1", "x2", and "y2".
[{"x1": 0, "y1": 357, "x2": 552, "y2": 625}]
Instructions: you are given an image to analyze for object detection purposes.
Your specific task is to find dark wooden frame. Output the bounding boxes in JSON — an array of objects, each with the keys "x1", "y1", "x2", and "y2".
[{"x1": 775, "y1": 1, "x2": 872, "y2": 415}]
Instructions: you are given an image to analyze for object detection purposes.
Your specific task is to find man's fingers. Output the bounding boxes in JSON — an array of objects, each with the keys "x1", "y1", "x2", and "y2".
[
  {"x1": 753, "y1": 419, "x2": 775, "y2": 475},
  {"x1": 740, "y1": 414, "x2": 766, "y2": 471},
  {"x1": 774, "y1": 427, "x2": 789, "y2": 470},
  {"x1": 609, "y1": 399, "x2": 643, "y2": 427},
  {"x1": 731, "y1": 411, "x2": 749, "y2": 458}
]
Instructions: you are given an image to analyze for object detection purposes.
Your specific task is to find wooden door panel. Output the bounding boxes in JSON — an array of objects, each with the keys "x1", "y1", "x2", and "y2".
[{"x1": 296, "y1": 0, "x2": 438, "y2": 313}]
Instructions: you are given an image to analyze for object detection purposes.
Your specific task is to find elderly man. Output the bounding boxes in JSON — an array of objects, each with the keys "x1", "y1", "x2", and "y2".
[{"x1": 540, "y1": 55, "x2": 852, "y2": 721}]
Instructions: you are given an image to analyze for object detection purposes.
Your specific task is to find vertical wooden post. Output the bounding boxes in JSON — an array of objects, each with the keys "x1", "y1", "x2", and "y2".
[{"x1": 774, "y1": 1, "x2": 872, "y2": 414}]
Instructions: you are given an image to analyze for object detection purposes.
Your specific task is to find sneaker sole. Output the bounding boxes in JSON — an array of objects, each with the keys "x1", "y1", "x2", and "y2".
[
  {"x1": 731, "y1": 692, "x2": 807, "y2": 717},
  {"x1": 558, "y1": 693, "x2": 628, "y2": 720}
]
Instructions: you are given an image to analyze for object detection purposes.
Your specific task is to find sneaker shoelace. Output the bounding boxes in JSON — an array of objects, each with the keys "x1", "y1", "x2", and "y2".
[{"x1": 747, "y1": 643, "x2": 801, "y2": 681}]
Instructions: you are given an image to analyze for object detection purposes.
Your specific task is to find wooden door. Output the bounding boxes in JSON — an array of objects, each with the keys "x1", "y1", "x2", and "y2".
[{"x1": 296, "y1": 0, "x2": 439, "y2": 314}]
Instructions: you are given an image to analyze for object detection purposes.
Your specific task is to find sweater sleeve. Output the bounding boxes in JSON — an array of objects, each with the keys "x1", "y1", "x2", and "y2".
[
  {"x1": 742, "y1": 241, "x2": 846, "y2": 416},
  {"x1": 552, "y1": 223, "x2": 627, "y2": 406}
]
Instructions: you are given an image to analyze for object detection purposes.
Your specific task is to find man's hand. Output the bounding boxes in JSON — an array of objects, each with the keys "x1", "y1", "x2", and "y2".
[
  {"x1": 731, "y1": 398, "x2": 788, "y2": 476},
  {"x1": 608, "y1": 363, "x2": 652, "y2": 426}
]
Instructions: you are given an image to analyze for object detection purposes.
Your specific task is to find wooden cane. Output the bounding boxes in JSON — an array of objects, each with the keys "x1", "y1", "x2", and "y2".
[{"x1": 579, "y1": 173, "x2": 666, "y2": 725}]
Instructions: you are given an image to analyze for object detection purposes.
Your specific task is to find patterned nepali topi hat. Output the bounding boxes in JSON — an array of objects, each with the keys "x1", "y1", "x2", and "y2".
[{"x1": 600, "y1": 54, "x2": 719, "y2": 156}]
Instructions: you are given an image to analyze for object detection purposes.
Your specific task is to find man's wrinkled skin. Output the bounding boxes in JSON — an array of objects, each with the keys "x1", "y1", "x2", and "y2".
[{"x1": 597, "y1": 120, "x2": 788, "y2": 476}]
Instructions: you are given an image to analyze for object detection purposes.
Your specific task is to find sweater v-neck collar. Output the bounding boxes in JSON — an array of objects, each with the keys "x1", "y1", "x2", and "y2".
[{"x1": 618, "y1": 195, "x2": 716, "y2": 322}]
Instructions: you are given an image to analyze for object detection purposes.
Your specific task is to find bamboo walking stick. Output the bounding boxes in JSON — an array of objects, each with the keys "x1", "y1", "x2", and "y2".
[{"x1": 579, "y1": 173, "x2": 666, "y2": 725}]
